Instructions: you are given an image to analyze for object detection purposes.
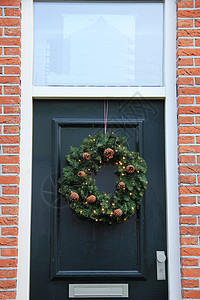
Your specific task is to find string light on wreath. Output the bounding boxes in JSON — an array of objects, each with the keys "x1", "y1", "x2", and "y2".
[{"x1": 59, "y1": 132, "x2": 147, "y2": 224}]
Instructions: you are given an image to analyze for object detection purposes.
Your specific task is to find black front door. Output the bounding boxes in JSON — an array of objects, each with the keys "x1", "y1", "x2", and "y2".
[{"x1": 31, "y1": 99, "x2": 167, "y2": 300}]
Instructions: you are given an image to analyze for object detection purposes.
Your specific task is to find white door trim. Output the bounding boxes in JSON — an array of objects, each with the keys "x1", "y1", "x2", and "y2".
[{"x1": 17, "y1": 1, "x2": 181, "y2": 299}]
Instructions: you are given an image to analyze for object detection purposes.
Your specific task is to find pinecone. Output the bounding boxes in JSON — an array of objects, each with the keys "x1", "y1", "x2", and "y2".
[
  {"x1": 126, "y1": 165, "x2": 135, "y2": 173},
  {"x1": 113, "y1": 209, "x2": 123, "y2": 217},
  {"x1": 78, "y1": 171, "x2": 86, "y2": 178},
  {"x1": 70, "y1": 192, "x2": 79, "y2": 202},
  {"x1": 87, "y1": 195, "x2": 96, "y2": 203},
  {"x1": 83, "y1": 152, "x2": 91, "y2": 160},
  {"x1": 118, "y1": 182, "x2": 125, "y2": 190},
  {"x1": 104, "y1": 148, "x2": 114, "y2": 159}
]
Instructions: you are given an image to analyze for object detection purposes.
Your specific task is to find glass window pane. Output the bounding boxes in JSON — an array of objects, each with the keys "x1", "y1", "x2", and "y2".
[{"x1": 33, "y1": 2, "x2": 163, "y2": 87}]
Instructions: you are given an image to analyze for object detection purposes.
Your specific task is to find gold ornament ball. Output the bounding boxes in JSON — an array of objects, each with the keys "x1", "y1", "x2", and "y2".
[
  {"x1": 126, "y1": 165, "x2": 135, "y2": 173},
  {"x1": 104, "y1": 148, "x2": 114, "y2": 159},
  {"x1": 83, "y1": 152, "x2": 91, "y2": 160},
  {"x1": 113, "y1": 209, "x2": 123, "y2": 217},
  {"x1": 78, "y1": 171, "x2": 86, "y2": 178},
  {"x1": 118, "y1": 182, "x2": 125, "y2": 190},
  {"x1": 70, "y1": 192, "x2": 79, "y2": 202},
  {"x1": 87, "y1": 195, "x2": 97, "y2": 203}
]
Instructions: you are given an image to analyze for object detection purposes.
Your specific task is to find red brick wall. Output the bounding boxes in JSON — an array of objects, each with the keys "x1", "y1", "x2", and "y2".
[
  {"x1": 0, "y1": 0, "x2": 20, "y2": 299},
  {"x1": 177, "y1": 0, "x2": 200, "y2": 299},
  {"x1": 1, "y1": 0, "x2": 200, "y2": 299}
]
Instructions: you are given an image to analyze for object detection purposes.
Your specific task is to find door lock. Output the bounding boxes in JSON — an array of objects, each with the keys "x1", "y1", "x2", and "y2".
[{"x1": 156, "y1": 251, "x2": 166, "y2": 280}]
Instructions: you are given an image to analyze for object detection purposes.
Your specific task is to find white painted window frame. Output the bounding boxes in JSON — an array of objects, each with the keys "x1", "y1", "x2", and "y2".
[{"x1": 18, "y1": 1, "x2": 181, "y2": 300}]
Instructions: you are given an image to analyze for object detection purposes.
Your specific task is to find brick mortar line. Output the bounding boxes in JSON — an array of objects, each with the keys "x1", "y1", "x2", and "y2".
[
  {"x1": 178, "y1": 75, "x2": 200, "y2": 77},
  {"x1": 0, "y1": 155, "x2": 19, "y2": 157},
  {"x1": 0, "y1": 16, "x2": 20, "y2": 19},
  {"x1": 0, "y1": 7, "x2": 20, "y2": 9},
  {"x1": 0, "y1": 112, "x2": 20, "y2": 114},
  {"x1": 177, "y1": 86, "x2": 200, "y2": 88},
  {"x1": 0, "y1": 289, "x2": 16, "y2": 292},
  {"x1": 0, "y1": 268, "x2": 17, "y2": 271},
  {"x1": 177, "y1": 105, "x2": 200, "y2": 107},
  {"x1": 1, "y1": 183, "x2": 19, "y2": 187},
  {"x1": 1, "y1": 196, "x2": 19, "y2": 197},
  {"x1": 179, "y1": 204, "x2": 199, "y2": 206},
  {"x1": 0, "y1": 173, "x2": 19, "y2": 177},
  {"x1": 0, "y1": 255, "x2": 18, "y2": 260},
  {"x1": 0, "y1": 84, "x2": 20, "y2": 86},
  {"x1": 0, "y1": 66, "x2": 21, "y2": 69},
  {"x1": 177, "y1": 57, "x2": 200, "y2": 59},
  {"x1": 180, "y1": 194, "x2": 200, "y2": 197},
  {"x1": 0, "y1": 175, "x2": 19, "y2": 176},
  {"x1": 0, "y1": 164, "x2": 19, "y2": 166},
  {"x1": 1, "y1": 46, "x2": 21, "y2": 48},
  {"x1": 0, "y1": 236, "x2": 18, "y2": 238},
  {"x1": 0, "y1": 216, "x2": 18, "y2": 218},
  {"x1": 0, "y1": 26, "x2": 21, "y2": 28},
  {"x1": 0, "y1": 76, "x2": 21, "y2": 78},
  {"x1": 181, "y1": 276, "x2": 200, "y2": 280},
  {"x1": 180, "y1": 215, "x2": 199, "y2": 217},
  {"x1": 2, "y1": 37, "x2": 21, "y2": 39},
  {"x1": 1, "y1": 105, "x2": 20, "y2": 107},
  {"x1": 179, "y1": 184, "x2": 200, "y2": 187},
  {"x1": 181, "y1": 265, "x2": 200, "y2": 268},
  {"x1": 0, "y1": 279, "x2": 17, "y2": 281},
  {"x1": 177, "y1": 160, "x2": 198, "y2": 163},
  {"x1": 177, "y1": 8, "x2": 200, "y2": 11},
  {"x1": 178, "y1": 65, "x2": 200, "y2": 67},
  {"x1": 178, "y1": 123, "x2": 200, "y2": 126},
  {"x1": 0, "y1": 246, "x2": 17, "y2": 248},
  {"x1": 182, "y1": 288, "x2": 200, "y2": 291},
  {"x1": 1, "y1": 184, "x2": 19, "y2": 186},
  {"x1": 0, "y1": 226, "x2": 19, "y2": 228},
  {"x1": 177, "y1": 27, "x2": 200, "y2": 29},
  {"x1": 180, "y1": 225, "x2": 200, "y2": 227},
  {"x1": 0, "y1": 225, "x2": 19, "y2": 229}
]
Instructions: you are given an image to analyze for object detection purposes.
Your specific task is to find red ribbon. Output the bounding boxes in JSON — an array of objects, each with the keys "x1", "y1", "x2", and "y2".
[{"x1": 104, "y1": 100, "x2": 108, "y2": 135}]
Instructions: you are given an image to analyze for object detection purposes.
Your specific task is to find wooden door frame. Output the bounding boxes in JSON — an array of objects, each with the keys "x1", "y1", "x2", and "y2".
[{"x1": 18, "y1": 0, "x2": 181, "y2": 300}]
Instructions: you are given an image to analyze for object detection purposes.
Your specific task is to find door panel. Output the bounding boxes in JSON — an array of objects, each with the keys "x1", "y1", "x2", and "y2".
[{"x1": 31, "y1": 99, "x2": 167, "y2": 300}]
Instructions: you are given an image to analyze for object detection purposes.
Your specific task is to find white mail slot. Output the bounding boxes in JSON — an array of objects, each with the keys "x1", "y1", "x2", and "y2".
[{"x1": 69, "y1": 284, "x2": 129, "y2": 298}]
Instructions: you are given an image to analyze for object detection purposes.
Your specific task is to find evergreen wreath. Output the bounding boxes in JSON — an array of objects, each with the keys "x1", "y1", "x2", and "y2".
[{"x1": 58, "y1": 132, "x2": 147, "y2": 224}]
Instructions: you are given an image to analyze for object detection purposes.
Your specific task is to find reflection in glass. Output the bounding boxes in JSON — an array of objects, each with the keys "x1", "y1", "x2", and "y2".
[{"x1": 34, "y1": 2, "x2": 163, "y2": 87}]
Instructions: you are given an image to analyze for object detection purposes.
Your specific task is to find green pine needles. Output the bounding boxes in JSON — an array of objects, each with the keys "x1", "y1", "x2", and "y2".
[{"x1": 58, "y1": 132, "x2": 147, "y2": 224}]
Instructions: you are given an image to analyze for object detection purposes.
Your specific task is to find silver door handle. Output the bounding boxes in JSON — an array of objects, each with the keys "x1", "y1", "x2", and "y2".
[{"x1": 156, "y1": 251, "x2": 166, "y2": 280}]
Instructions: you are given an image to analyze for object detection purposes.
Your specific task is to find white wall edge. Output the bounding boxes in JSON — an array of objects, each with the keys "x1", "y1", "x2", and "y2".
[
  {"x1": 32, "y1": 86, "x2": 166, "y2": 98},
  {"x1": 164, "y1": 0, "x2": 182, "y2": 300},
  {"x1": 17, "y1": 1, "x2": 181, "y2": 300},
  {"x1": 17, "y1": 0, "x2": 33, "y2": 299}
]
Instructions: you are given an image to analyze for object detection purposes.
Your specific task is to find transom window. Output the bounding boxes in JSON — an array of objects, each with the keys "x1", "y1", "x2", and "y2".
[{"x1": 33, "y1": 1, "x2": 163, "y2": 87}]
